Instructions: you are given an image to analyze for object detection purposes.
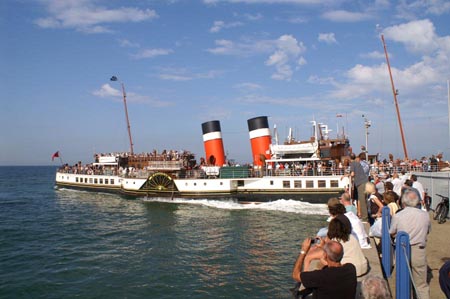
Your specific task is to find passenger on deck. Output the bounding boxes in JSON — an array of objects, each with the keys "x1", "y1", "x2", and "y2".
[
  {"x1": 343, "y1": 153, "x2": 369, "y2": 221},
  {"x1": 366, "y1": 182, "x2": 385, "y2": 225},
  {"x1": 317, "y1": 198, "x2": 370, "y2": 249},
  {"x1": 360, "y1": 274, "x2": 392, "y2": 299},
  {"x1": 390, "y1": 188, "x2": 431, "y2": 299},
  {"x1": 383, "y1": 191, "x2": 399, "y2": 216},
  {"x1": 327, "y1": 217, "x2": 369, "y2": 276},
  {"x1": 340, "y1": 192, "x2": 357, "y2": 215},
  {"x1": 292, "y1": 239, "x2": 357, "y2": 299}
]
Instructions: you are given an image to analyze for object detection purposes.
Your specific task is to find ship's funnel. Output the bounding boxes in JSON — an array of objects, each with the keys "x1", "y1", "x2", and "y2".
[
  {"x1": 201, "y1": 120, "x2": 225, "y2": 166},
  {"x1": 247, "y1": 116, "x2": 272, "y2": 166}
]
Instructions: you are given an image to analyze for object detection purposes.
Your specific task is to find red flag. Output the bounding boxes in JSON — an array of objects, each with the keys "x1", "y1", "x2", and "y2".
[{"x1": 52, "y1": 151, "x2": 60, "y2": 161}]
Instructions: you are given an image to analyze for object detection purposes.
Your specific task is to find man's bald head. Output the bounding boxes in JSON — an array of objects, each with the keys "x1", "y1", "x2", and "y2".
[{"x1": 324, "y1": 241, "x2": 344, "y2": 263}]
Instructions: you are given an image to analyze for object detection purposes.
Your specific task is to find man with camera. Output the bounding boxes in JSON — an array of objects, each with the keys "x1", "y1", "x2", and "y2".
[{"x1": 292, "y1": 237, "x2": 357, "y2": 298}]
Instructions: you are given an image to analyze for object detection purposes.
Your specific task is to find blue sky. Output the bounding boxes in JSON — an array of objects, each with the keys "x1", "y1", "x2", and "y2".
[{"x1": 1, "y1": 0, "x2": 450, "y2": 166}]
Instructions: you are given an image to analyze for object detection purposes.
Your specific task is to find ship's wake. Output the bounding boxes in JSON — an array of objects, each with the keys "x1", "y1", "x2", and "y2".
[{"x1": 141, "y1": 197, "x2": 329, "y2": 215}]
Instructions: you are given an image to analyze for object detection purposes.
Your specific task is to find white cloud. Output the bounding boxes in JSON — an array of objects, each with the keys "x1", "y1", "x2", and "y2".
[
  {"x1": 209, "y1": 20, "x2": 244, "y2": 33},
  {"x1": 234, "y1": 82, "x2": 263, "y2": 91},
  {"x1": 205, "y1": 0, "x2": 324, "y2": 4},
  {"x1": 382, "y1": 19, "x2": 439, "y2": 54},
  {"x1": 131, "y1": 48, "x2": 173, "y2": 59},
  {"x1": 118, "y1": 39, "x2": 140, "y2": 48},
  {"x1": 159, "y1": 74, "x2": 192, "y2": 81},
  {"x1": 243, "y1": 13, "x2": 263, "y2": 20},
  {"x1": 395, "y1": 0, "x2": 450, "y2": 18},
  {"x1": 288, "y1": 17, "x2": 308, "y2": 24},
  {"x1": 360, "y1": 51, "x2": 386, "y2": 59},
  {"x1": 265, "y1": 35, "x2": 306, "y2": 81},
  {"x1": 207, "y1": 35, "x2": 306, "y2": 81},
  {"x1": 318, "y1": 33, "x2": 337, "y2": 44},
  {"x1": 322, "y1": 10, "x2": 372, "y2": 22},
  {"x1": 206, "y1": 38, "x2": 275, "y2": 56},
  {"x1": 92, "y1": 83, "x2": 121, "y2": 98},
  {"x1": 157, "y1": 68, "x2": 221, "y2": 81},
  {"x1": 35, "y1": 0, "x2": 158, "y2": 33},
  {"x1": 298, "y1": 56, "x2": 307, "y2": 66},
  {"x1": 307, "y1": 75, "x2": 337, "y2": 85},
  {"x1": 92, "y1": 83, "x2": 172, "y2": 107}
]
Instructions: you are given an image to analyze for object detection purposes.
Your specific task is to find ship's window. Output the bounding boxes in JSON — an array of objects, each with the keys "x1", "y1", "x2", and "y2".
[
  {"x1": 237, "y1": 180, "x2": 244, "y2": 187},
  {"x1": 306, "y1": 180, "x2": 314, "y2": 188},
  {"x1": 89, "y1": 178, "x2": 93, "y2": 184},
  {"x1": 318, "y1": 180, "x2": 326, "y2": 188},
  {"x1": 330, "y1": 180, "x2": 339, "y2": 188},
  {"x1": 99, "y1": 179, "x2": 103, "y2": 184},
  {"x1": 84, "y1": 178, "x2": 88, "y2": 183},
  {"x1": 270, "y1": 180, "x2": 274, "y2": 185},
  {"x1": 194, "y1": 183, "x2": 197, "y2": 186},
  {"x1": 105, "y1": 179, "x2": 108, "y2": 184},
  {"x1": 75, "y1": 177, "x2": 79, "y2": 182},
  {"x1": 94, "y1": 178, "x2": 98, "y2": 184},
  {"x1": 283, "y1": 181, "x2": 290, "y2": 188},
  {"x1": 204, "y1": 182, "x2": 207, "y2": 186},
  {"x1": 185, "y1": 183, "x2": 188, "y2": 186},
  {"x1": 220, "y1": 182, "x2": 223, "y2": 186},
  {"x1": 294, "y1": 180, "x2": 302, "y2": 188},
  {"x1": 110, "y1": 179, "x2": 114, "y2": 184}
]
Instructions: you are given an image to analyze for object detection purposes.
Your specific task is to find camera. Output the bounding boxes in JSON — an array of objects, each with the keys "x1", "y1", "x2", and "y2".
[{"x1": 310, "y1": 237, "x2": 321, "y2": 245}]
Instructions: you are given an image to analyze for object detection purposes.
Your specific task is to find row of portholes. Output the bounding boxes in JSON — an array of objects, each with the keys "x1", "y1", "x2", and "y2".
[{"x1": 185, "y1": 181, "x2": 224, "y2": 186}]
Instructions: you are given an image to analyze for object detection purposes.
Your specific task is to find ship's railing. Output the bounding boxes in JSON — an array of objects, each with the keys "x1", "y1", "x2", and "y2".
[
  {"x1": 372, "y1": 164, "x2": 444, "y2": 174},
  {"x1": 146, "y1": 160, "x2": 183, "y2": 170},
  {"x1": 176, "y1": 167, "x2": 342, "y2": 179},
  {"x1": 56, "y1": 168, "x2": 118, "y2": 176}
]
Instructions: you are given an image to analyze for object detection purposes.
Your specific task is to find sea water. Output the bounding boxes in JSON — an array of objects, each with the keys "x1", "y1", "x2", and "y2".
[{"x1": 0, "y1": 166, "x2": 329, "y2": 298}]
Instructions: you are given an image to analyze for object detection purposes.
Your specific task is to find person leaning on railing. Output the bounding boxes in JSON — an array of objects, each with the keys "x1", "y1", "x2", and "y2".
[{"x1": 389, "y1": 188, "x2": 431, "y2": 299}]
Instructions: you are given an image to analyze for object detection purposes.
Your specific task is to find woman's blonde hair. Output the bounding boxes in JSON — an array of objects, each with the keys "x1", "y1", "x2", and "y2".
[{"x1": 365, "y1": 181, "x2": 376, "y2": 194}]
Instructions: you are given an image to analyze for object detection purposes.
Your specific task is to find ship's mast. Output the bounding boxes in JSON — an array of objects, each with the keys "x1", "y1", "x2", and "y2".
[
  {"x1": 111, "y1": 76, "x2": 134, "y2": 155},
  {"x1": 381, "y1": 34, "x2": 408, "y2": 159}
]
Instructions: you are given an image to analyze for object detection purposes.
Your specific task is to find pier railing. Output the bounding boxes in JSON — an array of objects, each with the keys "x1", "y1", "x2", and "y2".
[{"x1": 380, "y1": 207, "x2": 417, "y2": 299}]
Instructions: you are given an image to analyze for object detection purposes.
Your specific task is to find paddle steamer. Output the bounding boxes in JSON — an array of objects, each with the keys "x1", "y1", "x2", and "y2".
[{"x1": 55, "y1": 116, "x2": 352, "y2": 203}]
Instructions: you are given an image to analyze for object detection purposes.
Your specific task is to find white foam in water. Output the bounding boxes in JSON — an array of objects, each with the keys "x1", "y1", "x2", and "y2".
[{"x1": 141, "y1": 197, "x2": 329, "y2": 215}]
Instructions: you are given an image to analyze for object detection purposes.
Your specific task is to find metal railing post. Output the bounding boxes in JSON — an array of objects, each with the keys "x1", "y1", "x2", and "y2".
[
  {"x1": 396, "y1": 231, "x2": 411, "y2": 299},
  {"x1": 381, "y1": 206, "x2": 392, "y2": 277}
]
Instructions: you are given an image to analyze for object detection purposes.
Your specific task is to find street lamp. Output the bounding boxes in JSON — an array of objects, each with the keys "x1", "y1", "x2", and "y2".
[
  {"x1": 362, "y1": 115, "x2": 371, "y2": 161},
  {"x1": 110, "y1": 76, "x2": 134, "y2": 155}
]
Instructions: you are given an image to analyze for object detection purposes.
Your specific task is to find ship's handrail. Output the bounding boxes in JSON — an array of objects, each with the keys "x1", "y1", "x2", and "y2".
[{"x1": 56, "y1": 162, "x2": 448, "y2": 178}]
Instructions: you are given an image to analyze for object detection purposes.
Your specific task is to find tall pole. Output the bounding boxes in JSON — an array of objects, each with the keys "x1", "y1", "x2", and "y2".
[
  {"x1": 110, "y1": 76, "x2": 134, "y2": 155},
  {"x1": 448, "y1": 80, "x2": 450, "y2": 151},
  {"x1": 120, "y1": 82, "x2": 134, "y2": 155},
  {"x1": 363, "y1": 116, "x2": 371, "y2": 161},
  {"x1": 381, "y1": 34, "x2": 408, "y2": 159}
]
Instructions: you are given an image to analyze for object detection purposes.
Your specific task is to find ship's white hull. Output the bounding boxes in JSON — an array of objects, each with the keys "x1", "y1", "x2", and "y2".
[{"x1": 55, "y1": 172, "x2": 349, "y2": 203}]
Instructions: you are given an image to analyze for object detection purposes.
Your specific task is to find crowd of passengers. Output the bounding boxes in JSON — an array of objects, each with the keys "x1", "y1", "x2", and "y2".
[
  {"x1": 259, "y1": 152, "x2": 447, "y2": 177},
  {"x1": 94, "y1": 149, "x2": 193, "y2": 163},
  {"x1": 58, "y1": 152, "x2": 447, "y2": 179},
  {"x1": 290, "y1": 152, "x2": 448, "y2": 298}
]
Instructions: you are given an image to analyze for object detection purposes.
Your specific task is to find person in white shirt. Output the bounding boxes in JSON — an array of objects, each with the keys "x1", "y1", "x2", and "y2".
[
  {"x1": 391, "y1": 173, "x2": 403, "y2": 197},
  {"x1": 411, "y1": 174, "x2": 425, "y2": 204}
]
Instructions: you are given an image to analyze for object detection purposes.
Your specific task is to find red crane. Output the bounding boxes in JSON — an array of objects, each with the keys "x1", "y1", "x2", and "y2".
[{"x1": 381, "y1": 34, "x2": 409, "y2": 160}]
